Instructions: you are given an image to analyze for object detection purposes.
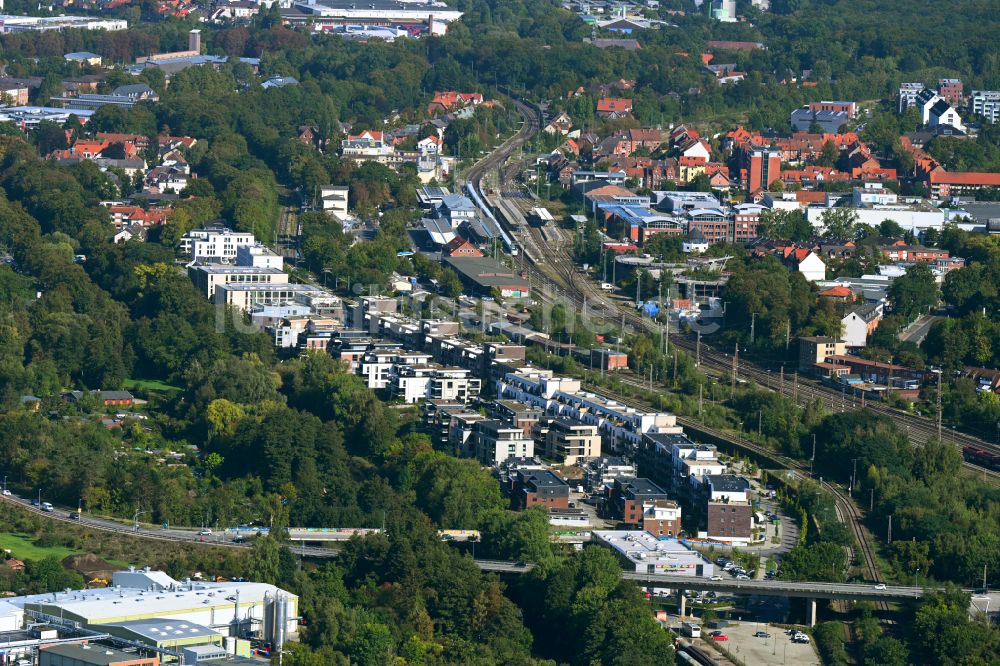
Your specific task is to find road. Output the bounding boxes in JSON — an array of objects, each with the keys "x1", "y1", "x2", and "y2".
[
  {"x1": 1, "y1": 493, "x2": 337, "y2": 559},
  {"x1": 4, "y1": 494, "x2": 965, "y2": 612},
  {"x1": 897, "y1": 313, "x2": 939, "y2": 345}
]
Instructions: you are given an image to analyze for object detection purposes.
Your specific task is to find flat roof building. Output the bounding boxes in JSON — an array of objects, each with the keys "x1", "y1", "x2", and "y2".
[
  {"x1": 213, "y1": 283, "x2": 338, "y2": 314},
  {"x1": 0, "y1": 15, "x2": 127, "y2": 32},
  {"x1": 15, "y1": 568, "x2": 297, "y2": 649},
  {"x1": 95, "y1": 618, "x2": 223, "y2": 652},
  {"x1": 39, "y1": 644, "x2": 158, "y2": 666},
  {"x1": 444, "y1": 256, "x2": 530, "y2": 299},
  {"x1": 591, "y1": 530, "x2": 713, "y2": 576},
  {"x1": 188, "y1": 265, "x2": 288, "y2": 299},
  {"x1": 545, "y1": 418, "x2": 602, "y2": 465}
]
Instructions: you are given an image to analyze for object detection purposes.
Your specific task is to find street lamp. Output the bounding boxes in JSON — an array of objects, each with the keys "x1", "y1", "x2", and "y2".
[{"x1": 133, "y1": 509, "x2": 150, "y2": 533}]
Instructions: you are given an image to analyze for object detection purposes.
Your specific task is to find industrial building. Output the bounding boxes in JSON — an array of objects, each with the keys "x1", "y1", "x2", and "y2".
[
  {"x1": 0, "y1": 15, "x2": 127, "y2": 32},
  {"x1": 39, "y1": 643, "x2": 159, "y2": 666},
  {"x1": 287, "y1": 0, "x2": 462, "y2": 34},
  {"x1": 591, "y1": 531, "x2": 714, "y2": 576},
  {"x1": 0, "y1": 568, "x2": 297, "y2": 665}
]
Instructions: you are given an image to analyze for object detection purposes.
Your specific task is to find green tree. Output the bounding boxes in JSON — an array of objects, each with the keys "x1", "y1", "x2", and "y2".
[
  {"x1": 888, "y1": 262, "x2": 938, "y2": 320},
  {"x1": 349, "y1": 622, "x2": 394, "y2": 666},
  {"x1": 865, "y1": 637, "x2": 909, "y2": 666},
  {"x1": 818, "y1": 140, "x2": 839, "y2": 167},
  {"x1": 820, "y1": 207, "x2": 859, "y2": 240},
  {"x1": 758, "y1": 209, "x2": 812, "y2": 241}
]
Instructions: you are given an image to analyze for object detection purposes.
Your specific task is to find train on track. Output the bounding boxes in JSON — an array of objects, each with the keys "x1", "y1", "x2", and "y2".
[{"x1": 963, "y1": 445, "x2": 1000, "y2": 472}]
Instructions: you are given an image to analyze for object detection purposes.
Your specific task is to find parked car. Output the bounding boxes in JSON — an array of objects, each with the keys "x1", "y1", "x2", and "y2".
[
  {"x1": 710, "y1": 634, "x2": 728, "y2": 641},
  {"x1": 754, "y1": 631, "x2": 770, "y2": 638}
]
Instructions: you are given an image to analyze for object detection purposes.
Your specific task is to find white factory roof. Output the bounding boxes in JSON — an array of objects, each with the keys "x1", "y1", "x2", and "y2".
[
  {"x1": 592, "y1": 530, "x2": 713, "y2": 572},
  {"x1": 10, "y1": 570, "x2": 295, "y2": 624},
  {"x1": 98, "y1": 618, "x2": 222, "y2": 643}
]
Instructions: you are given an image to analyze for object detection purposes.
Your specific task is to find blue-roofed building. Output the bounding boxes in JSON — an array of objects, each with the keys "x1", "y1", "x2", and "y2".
[
  {"x1": 261, "y1": 75, "x2": 299, "y2": 89},
  {"x1": 790, "y1": 107, "x2": 850, "y2": 133},
  {"x1": 599, "y1": 204, "x2": 683, "y2": 244},
  {"x1": 64, "y1": 51, "x2": 101, "y2": 65},
  {"x1": 440, "y1": 193, "x2": 477, "y2": 228},
  {"x1": 131, "y1": 54, "x2": 260, "y2": 77}
]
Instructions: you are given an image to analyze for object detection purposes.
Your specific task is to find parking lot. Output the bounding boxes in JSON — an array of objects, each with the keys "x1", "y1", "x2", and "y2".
[{"x1": 702, "y1": 621, "x2": 820, "y2": 666}]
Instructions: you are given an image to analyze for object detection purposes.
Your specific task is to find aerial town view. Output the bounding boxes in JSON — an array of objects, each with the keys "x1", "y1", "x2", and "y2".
[{"x1": 0, "y1": 0, "x2": 997, "y2": 663}]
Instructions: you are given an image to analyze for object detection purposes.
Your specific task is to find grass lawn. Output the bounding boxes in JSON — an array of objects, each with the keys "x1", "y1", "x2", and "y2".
[
  {"x1": 0, "y1": 533, "x2": 80, "y2": 561},
  {"x1": 123, "y1": 378, "x2": 182, "y2": 393}
]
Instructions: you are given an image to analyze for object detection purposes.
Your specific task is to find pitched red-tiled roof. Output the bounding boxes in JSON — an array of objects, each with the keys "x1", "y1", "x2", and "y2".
[
  {"x1": 349, "y1": 130, "x2": 384, "y2": 142},
  {"x1": 597, "y1": 98, "x2": 633, "y2": 113},
  {"x1": 819, "y1": 285, "x2": 853, "y2": 298},
  {"x1": 795, "y1": 191, "x2": 827, "y2": 204}
]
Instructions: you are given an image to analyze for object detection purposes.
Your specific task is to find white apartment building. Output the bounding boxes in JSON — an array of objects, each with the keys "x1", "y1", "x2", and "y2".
[
  {"x1": 971, "y1": 90, "x2": 1000, "y2": 124},
  {"x1": 498, "y1": 369, "x2": 682, "y2": 452},
  {"x1": 340, "y1": 131, "x2": 394, "y2": 159},
  {"x1": 390, "y1": 365, "x2": 480, "y2": 405},
  {"x1": 898, "y1": 82, "x2": 925, "y2": 113},
  {"x1": 430, "y1": 367, "x2": 481, "y2": 403},
  {"x1": 359, "y1": 350, "x2": 431, "y2": 390},
  {"x1": 188, "y1": 265, "x2": 288, "y2": 299},
  {"x1": 319, "y1": 185, "x2": 350, "y2": 221},
  {"x1": 474, "y1": 419, "x2": 535, "y2": 466},
  {"x1": 236, "y1": 243, "x2": 283, "y2": 270},
  {"x1": 180, "y1": 228, "x2": 256, "y2": 261},
  {"x1": 545, "y1": 418, "x2": 602, "y2": 465},
  {"x1": 214, "y1": 283, "x2": 338, "y2": 312}
]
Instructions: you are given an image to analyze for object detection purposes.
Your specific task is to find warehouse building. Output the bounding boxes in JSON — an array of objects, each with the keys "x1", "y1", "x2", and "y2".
[
  {"x1": 444, "y1": 256, "x2": 530, "y2": 299},
  {"x1": 39, "y1": 643, "x2": 158, "y2": 666},
  {"x1": 591, "y1": 530, "x2": 714, "y2": 576},
  {"x1": 10, "y1": 568, "x2": 297, "y2": 657}
]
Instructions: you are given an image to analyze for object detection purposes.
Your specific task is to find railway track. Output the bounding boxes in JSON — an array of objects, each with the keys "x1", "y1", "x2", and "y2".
[
  {"x1": 500, "y1": 206, "x2": 1000, "y2": 482},
  {"x1": 478, "y1": 99, "x2": 984, "y2": 627},
  {"x1": 586, "y1": 376, "x2": 893, "y2": 629},
  {"x1": 666, "y1": 335, "x2": 1000, "y2": 481}
]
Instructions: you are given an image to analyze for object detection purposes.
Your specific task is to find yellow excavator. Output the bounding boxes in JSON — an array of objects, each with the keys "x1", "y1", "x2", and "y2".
[{"x1": 88, "y1": 577, "x2": 110, "y2": 587}]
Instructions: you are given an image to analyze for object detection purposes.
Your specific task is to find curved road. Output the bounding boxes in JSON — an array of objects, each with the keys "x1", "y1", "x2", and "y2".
[{"x1": 1, "y1": 492, "x2": 336, "y2": 559}]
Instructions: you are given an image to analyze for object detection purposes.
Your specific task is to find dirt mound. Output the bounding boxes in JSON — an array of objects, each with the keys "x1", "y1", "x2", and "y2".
[{"x1": 62, "y1": 553, "x2": 118, "y2": 578}]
